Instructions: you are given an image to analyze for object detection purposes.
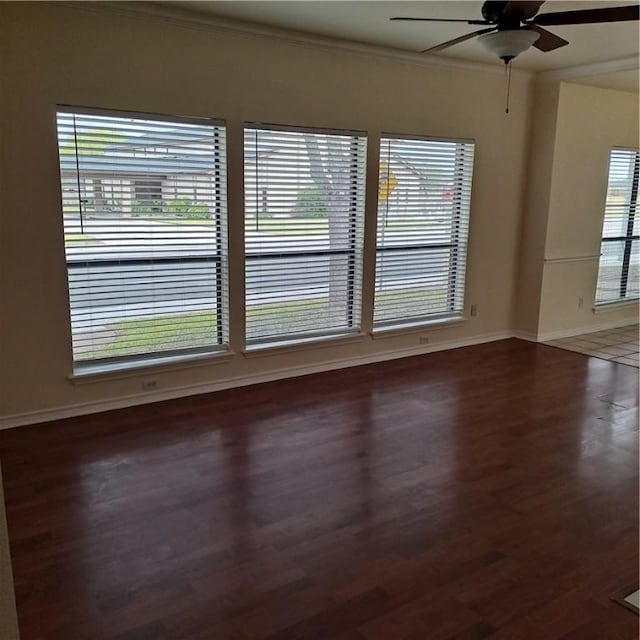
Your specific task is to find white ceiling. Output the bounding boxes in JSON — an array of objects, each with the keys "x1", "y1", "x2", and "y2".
[{"x1": 160, "y1": 0, "x2": 639, "y2": 76}]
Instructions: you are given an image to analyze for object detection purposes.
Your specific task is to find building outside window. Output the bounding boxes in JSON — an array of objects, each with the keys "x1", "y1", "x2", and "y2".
[{"x1": 56, "y1": 108, "x2": 228, "y2": 370}]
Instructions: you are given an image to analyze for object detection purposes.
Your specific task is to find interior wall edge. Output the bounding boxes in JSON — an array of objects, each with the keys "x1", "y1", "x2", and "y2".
[
  {"x1": 510, "y1": 330, "x2": 538, "y2": 342},
  {"x1": 511, "y1": 77, "x2": 562, "y2": 335},
  {"x1": 508, "y1": 78, "x2": 539, "y2": 331}
]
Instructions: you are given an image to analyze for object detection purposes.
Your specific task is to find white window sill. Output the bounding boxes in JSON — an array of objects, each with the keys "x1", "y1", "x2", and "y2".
[
  {"x1": 592, "y1": 299, "x2": 639, "y2": 314},
  {"x1": 69, "y1": 349, "x2": 235, "y2": 384},
  {"x1": 370, "y1": 315, "x2": 466, "y2": 339},
  {"x1": 243, "y1": 332, "x2": 365, "y2": 358}
]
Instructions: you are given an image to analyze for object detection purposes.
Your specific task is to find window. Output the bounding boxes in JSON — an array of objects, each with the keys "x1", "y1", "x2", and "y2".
[
  {"x1": 56, "y1": 108, "x2": 228, "y2": 369},
  {"x1": 374, "y1": 136, "x2": 474, "y2": 328},
  {"x1": 244, "y1": 125, "x2": 366, "y2": 346},
  {"x1": 595, "y1": 148, "x2": 639, "y2": 305}
]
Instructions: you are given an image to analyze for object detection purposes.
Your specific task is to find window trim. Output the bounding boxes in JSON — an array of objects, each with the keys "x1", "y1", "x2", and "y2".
[
  {"x1": 57, "y1": 106, "x2": 230, "y2": 370},
  {"x1": 243, "y1": 331, "x2": 365, "y2": 357},
  {"x1": 380, "y1": 132, "x2": 475, "y2": 145},
  {"x1": 370, "y1": 315, "x2": 467, "y2": 338},
  {"x1": 243, "y1": 122, "x2": 367, "y2": 346},
  {"x1": 595, "y1": 146, "x2": 639, "y2": 306},
  {"x1": 245, "y1": 121, "x2": 367, "y2": 137},
  {"x1": 57, "y1": 104, "x2": 224, "y2": 128},
  {"x1": 373, "y1": 133, "x2": 475, "y2": 328},
  {"x1": 70, "y1": 349, "x2": 235, "y2": 383},
  {"x1": 592, "y1": 299, "x2": 639, "y2": 314}
]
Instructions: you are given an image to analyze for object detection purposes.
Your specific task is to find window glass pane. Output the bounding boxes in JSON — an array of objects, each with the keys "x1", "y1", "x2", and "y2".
[
  {"x1": 246, "y1": 253, "x2": 353, "y2": 339},
  {"x1": 244, "y1": 127, "x2": 366, "y2": 345},
  {"x1": 595, "y1": 149, "x2": 639, "y2": 304},
  {"x1": 596, "y1": 240, "x2": 627, "y2": 303},
  {"x1": 56, "y1": 110, "x2": 228, "y2": 366},
  {"x1": 627, "y1": 240, "x2": 640, "y2": 299},
  {"x1": 374, "y1": 248, "x2": 451, "y2": 323},
  {"x1": 374, "y1": 137, "x2": 474, "y2": 327},
  {"x1": 602, "y1": 151, "x2": 636, "y2": 238}
]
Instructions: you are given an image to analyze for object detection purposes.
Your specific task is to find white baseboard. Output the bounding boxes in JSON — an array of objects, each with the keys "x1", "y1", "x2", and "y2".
[
  {"x1": 537, "y1": 317, "x2": 638, "y2": 343},
  {"x1": 0, "y1": 331, "x2": 511, "y2": 430},
  {"x1": 511, "y1": 330, "x2": 538, "y2": 342}
]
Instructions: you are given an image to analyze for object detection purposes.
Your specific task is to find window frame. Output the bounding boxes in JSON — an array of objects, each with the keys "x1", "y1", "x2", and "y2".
[
  {"x1": 595, "y1": 147, "x2": 640, "y2": 306},
  {"x1": 243, "y1": 122, "x2": 367, "y2": 348},
  {"x1": 56, "y1": 105, "x2": 230, "y2": 372},
  {"x1": 373, "y1": 133, "x2": 475, "y2": 330}
]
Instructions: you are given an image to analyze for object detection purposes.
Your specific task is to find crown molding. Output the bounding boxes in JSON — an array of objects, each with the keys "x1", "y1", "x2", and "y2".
[
  {"x1": 538, "y1": 56, "x2": 639, "y2": 83},
  {"x1": 55, "y1": 1, "x2": 534, "y2": 81}
]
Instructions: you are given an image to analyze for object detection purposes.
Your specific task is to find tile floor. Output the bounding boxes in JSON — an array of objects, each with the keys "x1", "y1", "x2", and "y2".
[
  {"x1": 544, "y1": 324, "x2": 639, "y2": 368},
  {"x1": 623, "y1": 589, "x2": 640, "y2": 611}
]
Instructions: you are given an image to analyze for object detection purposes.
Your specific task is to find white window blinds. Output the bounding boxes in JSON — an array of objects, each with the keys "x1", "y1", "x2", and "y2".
[
  {"x1": 374, "y1": 136, "x2": 474, "y2": 327},
  {"x1": 56, "y1": 109, "x2": 228, "y2": 367},
  {"x1": 244, "y1": 126, "x2": 366, "y2": 346},
  {"x1": 595, "y1": 148, "x2": 639, "y2": 304}
]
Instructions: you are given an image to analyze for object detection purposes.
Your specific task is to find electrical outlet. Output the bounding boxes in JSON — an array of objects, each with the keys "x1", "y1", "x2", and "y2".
[
  {"x1": 470, "y1": 304, "x2": 478, "y2": 317},
  {"x1": 578, "y1": 297, "x2": 584, "y2": 309},
  {"x1": 419, "y1": 336, "x2": 429, "y2": 345},
  {"x1": 142, "y1": 379, "x2": 158, "y2": 391}
]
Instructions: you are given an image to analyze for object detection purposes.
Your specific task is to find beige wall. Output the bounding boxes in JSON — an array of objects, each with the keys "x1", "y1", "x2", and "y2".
[
  {"x1": 0, "y1": 4, "x2": 637, "y2": 427},
  {"x1": 537, "y1": 82, "x2": 639, "y2": 337},
  {"x1": 0, "y1": 3, "x2": 533, "y2": 424},
  {"x1": 513, "y1": 80, "x2": 561, "y2": 336}
]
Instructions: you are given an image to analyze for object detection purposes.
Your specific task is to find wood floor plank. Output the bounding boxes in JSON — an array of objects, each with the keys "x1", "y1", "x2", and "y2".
[{"x1": 0, "y1": 339, "x2": 637, "y2": 639}]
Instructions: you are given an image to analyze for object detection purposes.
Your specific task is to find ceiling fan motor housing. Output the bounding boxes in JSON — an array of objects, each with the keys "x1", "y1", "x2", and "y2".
[
  {"x1": 482, "y1": 1, "x2": 512, "y2": 23},
  {"x1": 482, "y1": 0, "x2": 528, "y2": 30}
]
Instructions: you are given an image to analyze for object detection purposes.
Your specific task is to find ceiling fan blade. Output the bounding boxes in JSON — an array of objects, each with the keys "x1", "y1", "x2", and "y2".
[
  {"x1": 422, "y1": 27, "x2": 497, "y2": 53},
  {"x1": 391, "y1": 17, "x2": 490, "y2": 25},
  {"x1": 529, "y1": 25, "x2": 569, "y2": 52},
  {"x1": 504, "y1": 1, "x2": 545, "y2": 21},
  {"x1": 533, "y1": 4, "x2": 639, "y2": 26}
]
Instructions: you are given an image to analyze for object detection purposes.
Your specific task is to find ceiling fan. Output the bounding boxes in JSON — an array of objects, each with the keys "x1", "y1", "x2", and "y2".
[{"x1": 391, "y1": 1, "x2": 640, "y2": 64}]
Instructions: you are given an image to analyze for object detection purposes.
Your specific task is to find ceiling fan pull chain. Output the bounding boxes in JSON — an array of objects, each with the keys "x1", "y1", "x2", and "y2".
[{"x1": 505, "y1": 60, "x2": 512, "y2": 114}]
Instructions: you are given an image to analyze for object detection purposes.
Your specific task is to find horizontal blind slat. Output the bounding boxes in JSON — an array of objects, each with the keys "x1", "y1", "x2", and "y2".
[
  {"x1": 374, "y1": 136, "x2": 474, "y2": 326},
  {"x1": 57, "y1": 109, "x2": 229, "y2": 365},
  {"x1": 244, "y1": 127, "x2": 366, "y2": 344},
  {"x1": 595, "y1": 148, "x2": 640, "y2": 304}
]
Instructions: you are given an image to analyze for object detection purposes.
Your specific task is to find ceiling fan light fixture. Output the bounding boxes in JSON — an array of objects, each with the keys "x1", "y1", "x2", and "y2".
[{"x1": 479, "y1": 29, "x2": 541, "y2": 62}]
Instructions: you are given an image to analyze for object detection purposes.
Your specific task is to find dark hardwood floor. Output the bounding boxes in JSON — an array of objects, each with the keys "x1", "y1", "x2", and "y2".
[{"x1": 0, "y1": 339, "x2": 638, "y2": 639}]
